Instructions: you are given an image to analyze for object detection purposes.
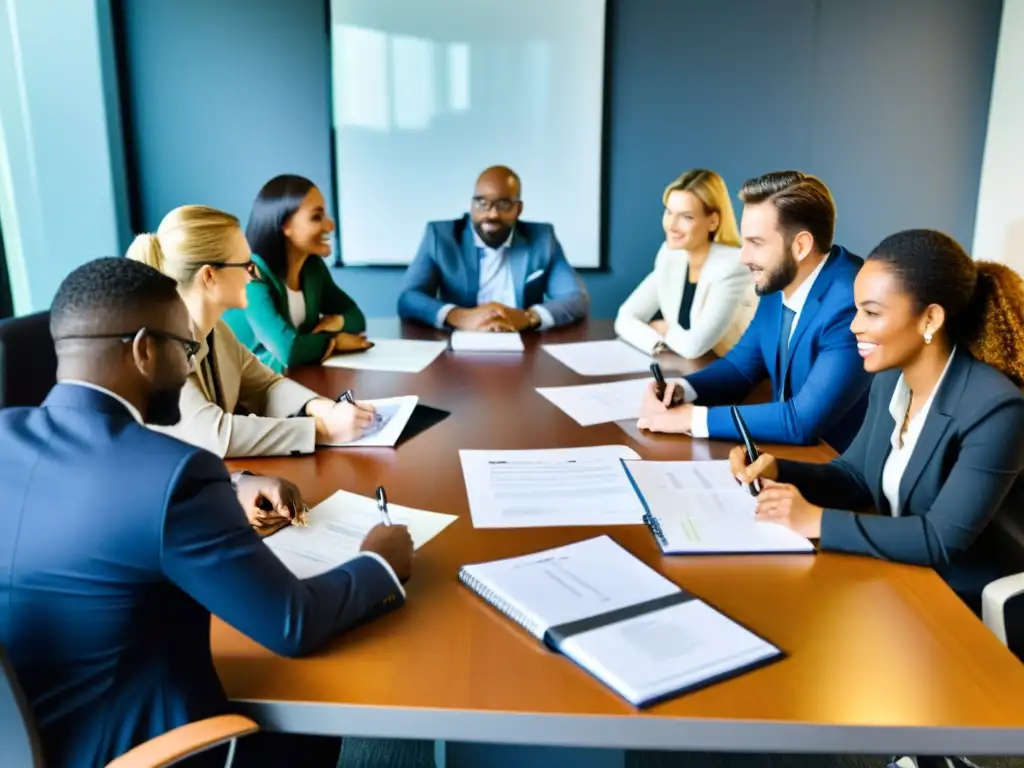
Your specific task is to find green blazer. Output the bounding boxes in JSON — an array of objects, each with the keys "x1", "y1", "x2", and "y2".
[{"x1": 242, "y1": 254, "x2": 366, "y2": 373}]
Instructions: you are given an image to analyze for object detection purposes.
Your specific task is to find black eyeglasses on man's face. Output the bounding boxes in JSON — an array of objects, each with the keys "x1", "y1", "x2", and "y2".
[{"x1": 55, "y1": 328, "x2": 201, "y2": 362}]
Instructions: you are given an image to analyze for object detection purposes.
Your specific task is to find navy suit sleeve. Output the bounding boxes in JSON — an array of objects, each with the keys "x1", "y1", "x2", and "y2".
[
  {"x1": 398, "y1": 225, "x2": 447, "y2": 325},
  {"x1": 160, "y1": 451, "x2": 404, "y2": 658},
  {"x1": 820, "y1": 398, "x2": 1024, "y2": 567},
  {"x1": 704, "y1": 297, "x2": 870, "y2": 445},
  {"x1": 684, "y1": 307, "x2": 769, "y2": 406},
  {"x1": 774, "y1": 376, "x2": 880, "y2": 512}
]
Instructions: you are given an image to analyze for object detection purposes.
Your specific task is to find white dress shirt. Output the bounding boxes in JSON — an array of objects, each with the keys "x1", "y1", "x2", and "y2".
[
  {"x1": 286, "y1": 288, "x2": 306, "y2": 328},
  {"x1": 434, "y1": 229, "x2": 555, "y2": 330},
  {"x1": 881, "y1": 348, "x2": 956, "y2": 517},
  {"x1": 683, "y1": 254, "x2": 828, "y2": 438}
]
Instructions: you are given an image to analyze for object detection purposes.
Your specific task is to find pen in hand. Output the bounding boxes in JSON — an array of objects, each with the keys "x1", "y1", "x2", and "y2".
[
  {"x1": 730, "y1": 406, "x2": 762, "y2": 496},
  {"x1": 376, "y1": 485, "x2": 393, "y2": 526},
  {"x1": 337, "y1": 388, "x2": 383, "y2": 424},
  {"x1": 649, "y1": 362, "x2": 686, "y2": 408}
]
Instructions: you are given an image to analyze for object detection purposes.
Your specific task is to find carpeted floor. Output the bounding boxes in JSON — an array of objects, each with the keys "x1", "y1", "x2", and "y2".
[{"x1": 338, "y1": 739, "x2": 1024, "y2": 767}]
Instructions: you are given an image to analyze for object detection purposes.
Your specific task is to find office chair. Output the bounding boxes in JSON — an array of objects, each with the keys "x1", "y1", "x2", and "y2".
[
  {"x1": 981, "y1": 511, "x2": 1024, "y2": 662},
  {"x1": 0, "y1": 311, "x2": 57, "y2": 408},
  {"x1": 0, "y1": 643, "x2": 258, "y2": 767}
]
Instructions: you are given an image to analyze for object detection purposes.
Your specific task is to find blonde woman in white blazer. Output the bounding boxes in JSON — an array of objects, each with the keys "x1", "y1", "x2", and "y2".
[{"x1": 615, "y1": 169, "x2": 756, "y2": 358}]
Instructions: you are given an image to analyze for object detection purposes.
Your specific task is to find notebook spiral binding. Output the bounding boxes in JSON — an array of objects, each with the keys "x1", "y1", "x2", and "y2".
[
  {"x1": 459, "y1": 567, "x2": 544, "y2": 639},
  {"x1": 642, "y1": 512, "x2": 667, "y2": 546}
]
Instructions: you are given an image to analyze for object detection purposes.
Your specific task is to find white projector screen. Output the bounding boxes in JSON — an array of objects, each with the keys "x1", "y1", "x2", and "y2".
[{"x1": 329, "y1": 0, "x2": 606, "y2": 267}]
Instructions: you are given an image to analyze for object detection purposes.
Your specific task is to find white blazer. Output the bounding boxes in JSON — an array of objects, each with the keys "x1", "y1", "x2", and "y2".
[{"x1": 614, "y1": 242, "x2": 757, "y2": 358}]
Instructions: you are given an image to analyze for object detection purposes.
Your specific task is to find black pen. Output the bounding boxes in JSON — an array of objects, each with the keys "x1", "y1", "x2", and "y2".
[
  {"x1": 649, "y1": 362, "x2": 685, "y2": 408},
  {"x1": 337, "y1": 389, "x2": 383, "y2": 424},
  {"x1": 730, "y1": 406, "x2": 762, "y2": 496},
  {"x1": 376, "y1": 485, "x2": 393, "y2": 526}
]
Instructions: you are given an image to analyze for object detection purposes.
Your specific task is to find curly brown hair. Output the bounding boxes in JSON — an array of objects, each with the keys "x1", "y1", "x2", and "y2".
[{"x1": 867, "y1": 230, "x2": 1024, "y2": 387}]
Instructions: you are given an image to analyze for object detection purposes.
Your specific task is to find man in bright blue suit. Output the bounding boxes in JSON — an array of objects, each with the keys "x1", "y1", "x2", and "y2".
[
  {"x1": 397, "y1": 165, "x2": 589, "y2": 331},
  {"x1": 639, "y1": 171, "x2": 871, "y2": 451},
  {"x1": 0, "y1": 258, "x2": 414, "y2": 767}
]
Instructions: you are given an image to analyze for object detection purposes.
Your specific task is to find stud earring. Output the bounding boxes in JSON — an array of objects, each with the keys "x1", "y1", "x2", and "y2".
[{"x1": 924, "y1": 331, "x2": 933, "y2": 344}]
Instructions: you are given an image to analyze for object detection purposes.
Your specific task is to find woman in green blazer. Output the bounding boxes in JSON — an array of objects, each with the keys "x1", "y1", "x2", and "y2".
[{"x1": 242, "y1": 175, "x2": 372, "y2": 373}]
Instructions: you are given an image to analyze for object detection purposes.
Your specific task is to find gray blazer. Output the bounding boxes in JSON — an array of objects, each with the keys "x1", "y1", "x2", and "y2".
[{"x1": 777, "y1": 348, "x2": 1024, "y2": 603}]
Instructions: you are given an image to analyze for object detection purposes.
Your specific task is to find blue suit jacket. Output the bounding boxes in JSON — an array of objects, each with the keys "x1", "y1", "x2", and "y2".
[
  {"x1": 397, "y1": 215, "x2": 589, "y2": 328},
  {"x1": 684, "y1": 246, "x2": 871, "y2": 450},
  {"x1": 0, "y1": 384, "x2": 404, "y2": 768},
  {"x1": 777, "y1": 349, "x2": 1024, "y2": 609}
]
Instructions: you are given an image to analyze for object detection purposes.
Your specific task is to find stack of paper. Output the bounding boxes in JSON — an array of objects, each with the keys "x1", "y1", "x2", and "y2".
[
  {"x1": 450, "y1": 331, "x2": 525, "y2": 352},
  {"x1": 459, "y1": 445, "x2": 644, "y2": 528},
  {"x1": 323, "y1": 339, "x2": 448, "y2": 373},
  {"x1": 536, "y1": 378, "x2": 649, "y2": 426},
  {"x1": 623, "y1": 460, "x2": 815, "y2": 554},
  {"x1": 328, "y1": 396, "x2": 419, "y2": 447},
  {"x1": 542, "y1": 340, "x2": 653, "y2": 376},
  {"x1": 264, "y1": 489, "x2": 457, "y2": 578},
  {"x1": 460, "y1": 535, "x2": 782, "y2": 707}
]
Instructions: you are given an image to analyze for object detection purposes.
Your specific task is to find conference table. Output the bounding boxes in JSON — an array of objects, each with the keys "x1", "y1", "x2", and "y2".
[{"x1": 215, "y1": 319, "x2": 1024, "y2": 766}]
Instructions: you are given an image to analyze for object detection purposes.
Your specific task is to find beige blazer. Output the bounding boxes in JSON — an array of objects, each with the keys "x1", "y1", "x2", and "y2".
[
  {"x1": 614, "y1": 242, "x2": 757, "y2": 358},
  {"x1": 152, "y1": 320, "x2": 319, "y2": 458}
]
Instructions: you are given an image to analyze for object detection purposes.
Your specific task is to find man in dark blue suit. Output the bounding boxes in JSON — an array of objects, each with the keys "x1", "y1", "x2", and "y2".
[
  {"x1": 639, "y1": 171, "x2": 871, "y2": 450},
  {"x1": 397, "y1": 165, "x2": 589, "y2": 332},
  {"x1": 0, "y1": 258, "x2": 413, "y2": 767}
]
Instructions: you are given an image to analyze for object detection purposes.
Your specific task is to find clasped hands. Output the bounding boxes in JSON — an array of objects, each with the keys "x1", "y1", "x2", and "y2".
[
  {"x1": 312, "y1": 314, "x2": 374, "y2": 356},
  {"x1": 446, "y1": 303, "x2": 537, "y2": 332}
]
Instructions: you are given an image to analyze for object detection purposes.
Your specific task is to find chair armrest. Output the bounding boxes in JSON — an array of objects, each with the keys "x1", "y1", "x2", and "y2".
[
  {"x1": 982, "y1": 572, "x2": 1024, "y2": 646},
  {"x1": 105, "y1": 714, "x2": 258, "y2": 768}
]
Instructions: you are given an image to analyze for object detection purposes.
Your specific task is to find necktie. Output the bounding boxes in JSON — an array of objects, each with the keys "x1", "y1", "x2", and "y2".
[{"x1": 778, "y1": 305, "x2": 796, "y2": 401}]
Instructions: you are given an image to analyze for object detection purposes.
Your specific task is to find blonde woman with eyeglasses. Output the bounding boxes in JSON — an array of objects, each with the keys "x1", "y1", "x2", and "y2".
[
  {"x1": 127, "y1": 205, "x2": 377, "y2": 458},
  {"x1": 615, "y1": 169, "x2": 756, "y2": 358}
]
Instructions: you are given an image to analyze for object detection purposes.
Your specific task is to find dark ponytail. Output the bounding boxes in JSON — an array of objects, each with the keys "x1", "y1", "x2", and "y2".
[{"x1": 867, "y1": 229, "x2": 1024, "y2": 387}]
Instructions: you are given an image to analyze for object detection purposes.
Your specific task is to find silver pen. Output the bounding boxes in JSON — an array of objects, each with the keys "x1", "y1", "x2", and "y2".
[{"x1": 376, "y1": 485, "x2": 393, "y2": 526}]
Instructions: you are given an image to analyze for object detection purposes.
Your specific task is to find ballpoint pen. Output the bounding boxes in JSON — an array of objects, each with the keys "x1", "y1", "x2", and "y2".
[
  {"x1": 731, "y1": 406, "x2": 762, "y2": 496},
  {"x1": 338, "y1": 389, "x2": 383, "y2": 424},
  {"x1": 649, "y1": 362, "x2": 685, "y2": 408},
  {"x1": 376, "y1": 485, "x2": 393, "y2": 526}
]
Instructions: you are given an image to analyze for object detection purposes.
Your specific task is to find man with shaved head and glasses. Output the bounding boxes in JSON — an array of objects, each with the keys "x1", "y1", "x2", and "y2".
[
  {"x1": 0, "y1": 258, "x2": 412, "y2": 767},
  {"x1": 398, "y1": 165, "x2": 590, "y2": 331}
]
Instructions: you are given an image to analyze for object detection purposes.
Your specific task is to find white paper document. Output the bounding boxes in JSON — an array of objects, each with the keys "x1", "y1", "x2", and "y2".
[
  {"x1": 536, "y1": 377, "x2": 649, "y2": 426},
  {"x1": 265, "y1": 489, "x2": 457, "y2": 579},
  {"x1": 459, "y1": 445, "x2": 645, "y2": 528},
  {"x1": 328, "y1": 395, "x2": 419, "y2": 447},
  {"x1": 542, "y1": 339, "x2": 654, "y2": 376},
  {"x1": 459, "y1": 535, "x2": 781, "y2": 707},
  {"x1": 323, "y1": 339, "x2": 448, "y2": 373},
  {"x1": 450, "y1": 330, "x2": 525, "y2": 352},
  {"x1": 623, "y1": 460, "x2": 814, "y2": 554}
]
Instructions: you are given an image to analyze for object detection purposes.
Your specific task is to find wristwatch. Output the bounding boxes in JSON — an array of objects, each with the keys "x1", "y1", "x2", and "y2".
[
  {"x1": 652, "y1": 340, "x2": 667, "y2": 355},
  {"x1": 526, "y1": 308, "x2": 542, "y2": 330}
]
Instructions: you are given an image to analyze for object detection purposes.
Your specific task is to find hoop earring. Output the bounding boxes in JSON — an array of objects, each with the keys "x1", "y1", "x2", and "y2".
[{"x1": 924, "y1": 331, "x2": 933, "y2": 344}]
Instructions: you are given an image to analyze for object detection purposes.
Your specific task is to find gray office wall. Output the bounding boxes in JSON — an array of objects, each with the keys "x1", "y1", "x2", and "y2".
[{"x1": 118, "y1": 0, "x2": 1002, "y2": 317}]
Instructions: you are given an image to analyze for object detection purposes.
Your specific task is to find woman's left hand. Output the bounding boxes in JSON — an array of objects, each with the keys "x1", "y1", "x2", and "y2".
[
  {"x1": 312, "y1": 315, "x2": 345, "y2": 334},
  {"x1": 754, "y1": 480, "x2": 824, "y2": 538}
]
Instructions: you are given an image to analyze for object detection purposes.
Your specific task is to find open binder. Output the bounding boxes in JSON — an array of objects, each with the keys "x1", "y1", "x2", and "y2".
[{"x1": 459, "y1": 535, "x2": 783, "y2": 707}]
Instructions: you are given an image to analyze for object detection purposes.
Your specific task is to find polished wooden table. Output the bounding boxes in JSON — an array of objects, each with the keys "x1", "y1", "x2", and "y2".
[{"x1": 215, "y1": 319, "x2": 1024, "y2": 760}]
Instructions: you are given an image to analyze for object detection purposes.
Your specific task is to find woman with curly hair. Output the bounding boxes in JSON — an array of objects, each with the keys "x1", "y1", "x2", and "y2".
[{"x1": 731, "y1": 228, "x2": 1024, "y2": 609}]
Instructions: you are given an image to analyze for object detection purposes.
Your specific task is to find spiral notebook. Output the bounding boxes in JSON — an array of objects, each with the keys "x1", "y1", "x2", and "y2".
[
  {"x1": 459, "y1": 535, "x2": 782, "y2": 707},
  {"x1": 622, "y1": 460, "x2": 815, "y2": 555}
]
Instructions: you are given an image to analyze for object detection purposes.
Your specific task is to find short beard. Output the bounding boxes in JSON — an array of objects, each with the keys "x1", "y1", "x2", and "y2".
[{"x1": 756, "y1": 240, "x2": 799, "y2": 296}]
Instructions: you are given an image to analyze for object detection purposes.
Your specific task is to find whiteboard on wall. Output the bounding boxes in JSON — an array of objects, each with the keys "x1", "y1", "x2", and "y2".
[{"x1": 328, "y1": 0, "x2": 606, "y2": 267}]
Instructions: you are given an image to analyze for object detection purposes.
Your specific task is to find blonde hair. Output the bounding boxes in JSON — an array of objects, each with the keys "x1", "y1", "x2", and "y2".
[
  {"x1": 662, "y1": 169, "x2": 741, "y2": 248},
  {"x1": 125, "y1": 205, "x2": 241, "y2": 286}
]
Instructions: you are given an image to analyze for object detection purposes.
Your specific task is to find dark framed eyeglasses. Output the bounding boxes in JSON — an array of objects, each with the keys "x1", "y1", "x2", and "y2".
[
  {"x1": 471, "y1": 196, "x2": 519, "y2": 213},
  {"x1": 55, "y1": 327, "x2": 201, "y2": 362},
  {"x1": 200, "y1": 260, "x2": 261, "y2": 280}
]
